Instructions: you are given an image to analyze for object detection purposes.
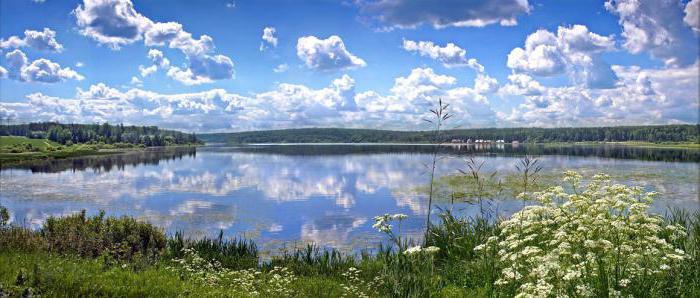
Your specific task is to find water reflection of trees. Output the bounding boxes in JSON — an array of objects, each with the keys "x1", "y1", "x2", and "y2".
[
  {"x1": 5, "y1": 147, "x2": 197, "y2": 173},
  {"x1": 216, "y1": 144, "x2": 699, "y2": 162}
]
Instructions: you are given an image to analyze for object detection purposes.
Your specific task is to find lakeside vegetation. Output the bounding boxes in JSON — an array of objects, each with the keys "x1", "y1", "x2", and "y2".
[
  {"x1": 0, "y1": 122, "x2": 199, "y2": 146},
  {"x1": 199, "y1": 125, "x2": 700, "y2": 145},
  {"x1": 0, "y1": 123, "x2": 200, "y2": 165},
  {"x1": 1, "y1": 171, "x2": 698, "y2": 297}
]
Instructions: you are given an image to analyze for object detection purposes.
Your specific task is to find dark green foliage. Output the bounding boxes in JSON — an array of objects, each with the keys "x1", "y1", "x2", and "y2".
[
  {"x1": 200, "y1": 124, "x2": 700, "y2": 144},
  {"x1": 0, "y1": 210, "x2": 167, "y2": 262},
  {"x1": 0, "y1": 122, "x2": 200, "y2": 146},
  {"x1": 0, "y1": 206, "x2": 8, "y2": 227}
]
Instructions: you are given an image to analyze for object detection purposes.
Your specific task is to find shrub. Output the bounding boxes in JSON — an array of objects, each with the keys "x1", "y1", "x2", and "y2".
[
  {"x1": 41, "y1": 210, "x2": 166, "y2": 261},
  {"x1": 477, "y1": 171, "x2": 688, "y2": 297},
  {"x1": 0, "y1": 205, "x2": 8, "y2": 227}
]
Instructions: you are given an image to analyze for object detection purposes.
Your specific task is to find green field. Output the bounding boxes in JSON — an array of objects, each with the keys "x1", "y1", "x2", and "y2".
[
  {"x1": 0, "y1": 136, "x2": 61, "y2": 149},
  {"x1": 0, "y1": 136, "x2": 106, "y2": 166}
]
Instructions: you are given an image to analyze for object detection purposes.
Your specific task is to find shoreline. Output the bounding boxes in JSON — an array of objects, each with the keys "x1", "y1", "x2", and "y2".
[
  {"x1": 0, "y1": 144, "x2": 199, "y2": 168},
  {"x1": 224, "y1": 141, "x2": 700, "y2": 149}
]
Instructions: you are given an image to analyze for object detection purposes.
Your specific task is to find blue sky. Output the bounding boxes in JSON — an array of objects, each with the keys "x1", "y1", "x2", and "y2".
[{"x1": 0, "y1": 0, "x2": 698, "y2": 132}]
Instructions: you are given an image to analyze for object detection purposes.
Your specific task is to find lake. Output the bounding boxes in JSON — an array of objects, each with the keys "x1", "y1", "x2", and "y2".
[{"x1": 1, "y1": 144, "x2": 698, "y2": 253}]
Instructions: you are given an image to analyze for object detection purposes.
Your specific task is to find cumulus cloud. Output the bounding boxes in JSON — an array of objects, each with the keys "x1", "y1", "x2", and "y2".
[
  {"x1": 507, "y1": 25, "x2": 618, "y2": 88},
  {"x1": 148, "y1": 49, "x2": 170, "y2": 68},
  {"x1": 401, "y1": 39, "x2": 498, "y2": 92},
  {"x1": 73, "y1": 0, "x2": 151, "y2": 49},
  {"x1": 402, "y1": 39, "x2": 470, "y2": 67},
  {"x1": 605, "y1": 0, "x2": 698, "y2": 66},
  {"x1": 260, "y1": 27, "x2": 278, "y2": 51},
  {"x1": 0, "y1": 28, "x2": 64, "y2": 52},
  {"x1": 2, "y1": 49, "x2": 84, "y2": 83},
  {"x1": 500, "y1": 62, "x2": 699, "y2": 126},
  {"x1": 73, "y1": 0, "x2": 234, "y2": 85},
  {"x1": 296, "y1": 35, "x2": 366, "y2": 71},
  {"x1": 0, "y1": 66, "x2": 502, "y2": 130},
  {"x1": 499, "y1": 73, "x2": 545, "y2": 96},
  {"x1": 685, "y1": 0, "x2": 700, "y2": 33},
  {"x1": 0, "y1": 66, "x2": 7, "y2": 78},
  {"x1": 355, "y1": 0, "x2": 531, "y2": 30},
  {"x1": 137, "y1": 49, "x2": 170, "y2": 78}
]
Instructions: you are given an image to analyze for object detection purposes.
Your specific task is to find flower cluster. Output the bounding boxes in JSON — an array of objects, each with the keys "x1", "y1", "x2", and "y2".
[
  {"x1": 403, "y1": 245, "x2": 440, "y2": 255},
  {"x1": 340, "y1": 267, "x2": 382, "y2": 298},
  {"x1": 478, "y1": 172, "x2": 687, "y2": 297},
  {"x1": 372, "y1": 213, "x2": 407, "y2": 233},
  {"x1": 170, "y1": 248, "x2": 297, "y2": 296}
]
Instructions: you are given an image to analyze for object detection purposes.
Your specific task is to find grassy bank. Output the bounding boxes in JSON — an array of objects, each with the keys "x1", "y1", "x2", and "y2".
[
  {"x1": 1, "y1": 172, "x2": 699, "y2": 297},
  {"x1": 0, "y1": 136, "x2": 197, "y2": 166}
]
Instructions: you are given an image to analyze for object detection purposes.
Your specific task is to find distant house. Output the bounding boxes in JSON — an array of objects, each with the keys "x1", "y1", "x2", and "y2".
[{"x1": 451, "y1": 139, "x2": 463, "y2": 143}]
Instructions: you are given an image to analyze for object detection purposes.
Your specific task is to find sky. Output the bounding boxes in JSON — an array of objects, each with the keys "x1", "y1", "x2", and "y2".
[{"x1": 0, "y1": 0, "x2": 698, "y2": 132}]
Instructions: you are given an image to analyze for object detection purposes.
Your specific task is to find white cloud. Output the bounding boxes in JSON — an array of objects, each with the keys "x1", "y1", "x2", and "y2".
[
  {"x1": 685, "y1": 0, "x2": 700, "y2": 33},
  {"x1": 474, "y1": 74, "x2": 499, "y2": 94},
  {"x1": 139, "y1": 64, "x2": 157, "y2": 77},
  {"x1": 73, "y1": 0, "x2": 152, "y2": 49},
  {"x1": 507, "y1": 25, "x2": 618, "y2": 88},
  {"x1": 167, "y1": 54, "x2": 234, "y2": 85},
  {"x1": 500, "y1": 62, "x2": 699, "y2": 126},
  {"x1": 148, "y1": 49, "x2": 170, "y2": 67},
  {"x1": 402, "y1": 39, "x2": 470, "y2": 67},
  {"x1": 296, "y1": 35, "x2": 366, "y2": 71},
  {"x1": 137, "y1": 49, "x2": 170, "y2": 78},
  {"x1": 260, "y1": 27, "x2": 278, "y2": 51},
  {"x1": 0, "y1": 66, "x2": 7, "y2": 78},
  {"x1": 75, "y1": 62, "x2": 84, "y2": 68},
  {"x1": 73, "y1": 0, "x2": 234, "y2": 85},
  {"x1": 0, "y1": 67, "x2": 498, "y2": 131},
  {"x1": 605, "y1": 0, "x2": 698, "y2": 66},
  {"x1": 355, "y1": 0, "x2": 531, "y2": 30},
  {"x1": 225, "y1": 1, "x2": 235, "y2": 8},
  {"x1": 0, "y1": 28, "x2": 64, "y2": 52},
  {"x1": 130, "y1": 76, "x2": 143, "y2": 86},
  {"x1": 400, "y1": 40, "x2": 498, "y2": 93},
  {"x1": 499, "y1": 73, "x2": 545, "y2": 96},
  {"x1": 273, "y1": 63, "x2": 289, "y2": 73},
  {"x1": 3, "y1": 49, "x2": 84, "y2": 83}
]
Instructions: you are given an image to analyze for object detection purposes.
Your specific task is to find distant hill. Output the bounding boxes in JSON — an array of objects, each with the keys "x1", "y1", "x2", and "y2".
[{"x1": 199, "y1": 125, "x2": 700, "y2": 144}]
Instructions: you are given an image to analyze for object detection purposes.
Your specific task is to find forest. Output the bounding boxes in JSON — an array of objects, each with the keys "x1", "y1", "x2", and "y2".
[
  {"x1": 0, "y1": 122, "x2": 199, "y2": 146},
  {"x1": 200, "y1": 124, "x2": 700, "y2": 144}
]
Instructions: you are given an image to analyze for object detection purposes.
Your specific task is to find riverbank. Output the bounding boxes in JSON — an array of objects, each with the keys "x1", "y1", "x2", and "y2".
[
  {"x1": 0, "y1": 136, "x2": 198, "y2": 167},
  {"x1": 1, "y1": 172, "x2": 698, "y2": 297},
  {"x1": 546, "y1": 141, "x2": 700, "y2": 149}
]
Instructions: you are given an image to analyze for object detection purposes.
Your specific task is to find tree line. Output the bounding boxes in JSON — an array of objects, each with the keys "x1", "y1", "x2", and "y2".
[
  {"x1": 0, "y1": 122, "x2": 200, "y2": 146},
  {"x1": 200, "y1": 125, "x2": 700, "y2": 144}
]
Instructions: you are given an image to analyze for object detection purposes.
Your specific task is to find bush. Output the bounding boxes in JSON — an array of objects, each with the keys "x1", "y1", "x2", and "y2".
[{"x1": 41, "y1": 210, "x2": 166, "y2": 261}]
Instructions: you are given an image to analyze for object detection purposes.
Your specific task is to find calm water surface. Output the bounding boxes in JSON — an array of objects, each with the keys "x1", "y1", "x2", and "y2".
[{"x1": 1, "y1": 144, "x2": 698, "y2": 252}]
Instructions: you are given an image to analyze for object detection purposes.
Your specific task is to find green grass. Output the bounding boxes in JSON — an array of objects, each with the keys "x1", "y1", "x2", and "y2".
[
  {"x1": 0, "y1": 137, "x2": 137, "y2": 166},
  {"x1": 0, "y1": 136, "x2": 60, "y2": 149}
]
